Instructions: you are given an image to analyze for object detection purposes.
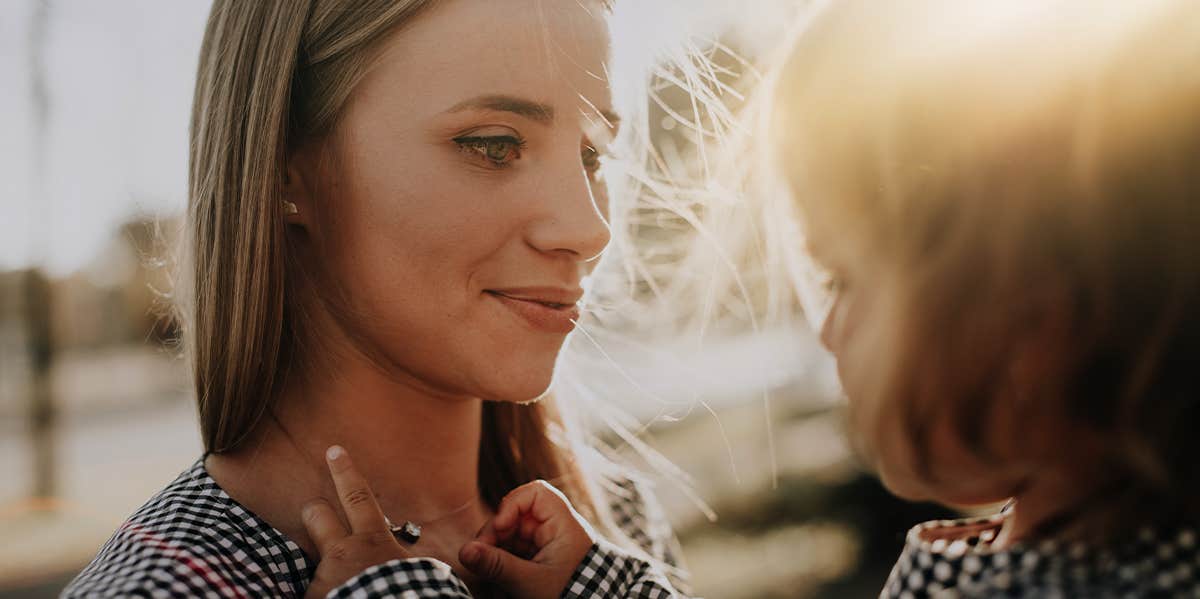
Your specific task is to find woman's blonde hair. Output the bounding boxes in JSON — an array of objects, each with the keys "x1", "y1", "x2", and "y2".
[
  {"x1": 183, "y1": 0, "x2": 615, "y2": 533},
  {"x1": 772, "y1": 0, "x2": 1200, "y2": 536}
]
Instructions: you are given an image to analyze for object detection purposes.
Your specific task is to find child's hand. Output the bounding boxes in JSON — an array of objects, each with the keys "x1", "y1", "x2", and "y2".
[
  {"x1": 459, "y1": 480, "x2": 595, "y2": 599},
  {"x1": 301, "y1": 446, "x2": 414, "y2": 599}
]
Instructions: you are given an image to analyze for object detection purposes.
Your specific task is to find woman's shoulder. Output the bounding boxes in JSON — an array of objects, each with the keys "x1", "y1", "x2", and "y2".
[{"x1": 62, "y1": 458, "x2": 310, "y2": 598}]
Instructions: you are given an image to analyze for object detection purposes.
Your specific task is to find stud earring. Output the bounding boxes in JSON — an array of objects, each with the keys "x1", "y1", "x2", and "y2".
[{"x1": 282, "y1": 200, "x2": 299, "y2": 216}]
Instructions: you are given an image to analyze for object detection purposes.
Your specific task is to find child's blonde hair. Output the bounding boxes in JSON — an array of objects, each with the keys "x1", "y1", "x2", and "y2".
[{"x1": 772, "y1": 0, "x2": 1200, "y2": 536}]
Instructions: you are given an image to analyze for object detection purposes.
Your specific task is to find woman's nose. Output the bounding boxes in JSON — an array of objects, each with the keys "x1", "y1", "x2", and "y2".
[{"x1": 524, "y1": 162, "x2": 611, "y2": 262}]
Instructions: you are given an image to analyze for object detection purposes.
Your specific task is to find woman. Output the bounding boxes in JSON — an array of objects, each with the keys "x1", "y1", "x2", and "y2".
[
  {"x1": 64, "y1": 0, "x2": 691, "y2": 597},
  {"x1": 770, "y1": 0, "x2": 1200, "y2": 596}
]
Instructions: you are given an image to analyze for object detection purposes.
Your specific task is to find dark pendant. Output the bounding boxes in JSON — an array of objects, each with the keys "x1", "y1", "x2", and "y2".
[{"x1": 389, "y1": 520, "x2": 421, "y2": 544}]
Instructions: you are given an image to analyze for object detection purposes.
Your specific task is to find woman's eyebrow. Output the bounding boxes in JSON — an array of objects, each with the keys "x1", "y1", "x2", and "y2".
[
  {"x1": 446, "y1": 94, "x2": 620, "y2": 134},
  {"x1": 576, "y1": 92, "x2": 620, "y2": 133},
  {"x1": 446, "y1": 94, "x2": 555, "y2": 124},
  {"x1": 595, "y1": 110, "x2": 620, "y2": 132}
]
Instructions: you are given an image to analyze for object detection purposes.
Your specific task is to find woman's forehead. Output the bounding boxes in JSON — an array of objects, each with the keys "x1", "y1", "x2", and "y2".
[{"x1": 355, "y1": 0, "x2": 615, "y2": 129}]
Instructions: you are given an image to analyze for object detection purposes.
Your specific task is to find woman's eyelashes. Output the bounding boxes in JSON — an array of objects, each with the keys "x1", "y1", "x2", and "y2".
[
  {"x1": 454, "y1": 134, "x2": 527, "y2": 168},
  {"x1": 451, "y1": 131, "x2": 611, "y2": 177},
  {"x1": 582, "y1": 143, "x2": 602, "y2": 177},
  {"x1": 583, "y1": 136, "x2": 621, "y2": 181}
]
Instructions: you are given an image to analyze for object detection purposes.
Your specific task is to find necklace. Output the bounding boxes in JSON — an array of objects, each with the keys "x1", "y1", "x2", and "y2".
[
  {"x1": 268, "y1": 411, "x2": 482, "y2": 545},
  {"x1": 384, "y1": 494, "x2": 479, "y2": 544}
]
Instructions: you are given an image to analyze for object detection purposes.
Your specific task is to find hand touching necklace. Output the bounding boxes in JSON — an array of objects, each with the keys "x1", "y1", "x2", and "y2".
[{"x1": 269, "y1": 410, "x2": 482, "y2": 545}]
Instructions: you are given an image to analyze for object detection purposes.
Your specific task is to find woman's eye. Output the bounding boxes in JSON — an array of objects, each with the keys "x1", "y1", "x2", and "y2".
[
  {"x1": 454, "y1": 135, "x2": 525, "y2": 167},
  {"x1": 582, "y1": 144, "x2": 602, "y2": 174}
]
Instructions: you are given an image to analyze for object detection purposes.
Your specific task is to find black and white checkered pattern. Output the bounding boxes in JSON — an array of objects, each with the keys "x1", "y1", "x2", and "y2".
[
  {"x1": 62, "y1": 458, "x2": 690, "y2": 598},
  {"x1": 561, "y1": 539, "x2": 679, "y2": 599},
  {"x1": 882, "y1": 513, "x2": 1200, "y2": 598},
  {"x1": 323, "y1": 560, "x2": 471, "y2": 598}
]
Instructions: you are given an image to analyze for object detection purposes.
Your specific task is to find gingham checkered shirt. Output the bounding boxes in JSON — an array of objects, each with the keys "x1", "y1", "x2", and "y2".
[
  {"x1": 882, "y1": 512, "x2": 1200, "y2": 598},
  {"x1": 63, "y1": 458, "x2": 691, "y2": 598}
]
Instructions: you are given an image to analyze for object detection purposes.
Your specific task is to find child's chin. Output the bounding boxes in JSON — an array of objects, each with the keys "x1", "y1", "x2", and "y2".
[
  {"x1": 880, "y1": 467, "x2": 1013, "y2": 509},
  {"x1": 877, "y1": 471, "x2": 935, "y2": 503},
  {"x1": 874, "y1": 459, "x2": 949, "y2": 504}
]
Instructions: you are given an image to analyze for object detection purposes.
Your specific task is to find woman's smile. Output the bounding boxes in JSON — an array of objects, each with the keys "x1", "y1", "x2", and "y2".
[{"x1": 484, "y1": 287, "x2": 583, "y2": 334}]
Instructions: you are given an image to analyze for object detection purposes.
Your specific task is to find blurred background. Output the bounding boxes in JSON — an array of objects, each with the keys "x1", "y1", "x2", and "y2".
[{"x1": 0, "y1": 1, "x2": 953, "y2": 597}]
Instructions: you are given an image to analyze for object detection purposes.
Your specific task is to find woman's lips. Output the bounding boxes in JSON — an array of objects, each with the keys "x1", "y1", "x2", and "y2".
[{"x1": 485, "y1": 290, "x2": 581, "y2": 334}]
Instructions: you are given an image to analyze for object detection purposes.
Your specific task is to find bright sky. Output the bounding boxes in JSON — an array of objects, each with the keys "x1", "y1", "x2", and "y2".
[{"x1": 0, "y1": 0, "x2": 796, "y2": 277}]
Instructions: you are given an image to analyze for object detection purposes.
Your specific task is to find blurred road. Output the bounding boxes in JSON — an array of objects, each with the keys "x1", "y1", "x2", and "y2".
[{"x1": 0, "y1": 395, "x2": 202, "y2": 597}]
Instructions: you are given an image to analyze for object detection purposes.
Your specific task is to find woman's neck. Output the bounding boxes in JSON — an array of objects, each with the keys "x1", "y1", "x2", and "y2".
[
  {"x1": 206, "y1": 337, "x2": 492, "y2": 565},
  {"x1": 271, "y1": 355, "x2": 486, "y2": 522}
]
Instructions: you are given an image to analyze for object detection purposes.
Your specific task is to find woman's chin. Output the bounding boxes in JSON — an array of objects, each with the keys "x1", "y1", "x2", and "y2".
[{"x1": 478, "y1": 370, "x2": 556, "y2": 404}]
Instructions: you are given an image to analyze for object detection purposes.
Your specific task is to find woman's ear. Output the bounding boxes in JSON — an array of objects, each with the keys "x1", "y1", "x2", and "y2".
[{"x1": 282, "y1": 147, "x2": 318, "y2": 228}]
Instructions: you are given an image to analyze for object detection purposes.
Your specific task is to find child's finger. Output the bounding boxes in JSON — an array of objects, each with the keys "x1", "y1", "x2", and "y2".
[
  {"x1": 474, "y1": 520, "x2": 498, "y2": 546},
  {"x1": 301, "y1": 498, "x2": 347, "y2": 558},
  {"x1": 496, "y1": 480, "x2": 568, "y2": 531},
  {"x1": 477, "y1": 515, "x2": 537, "y2": 558},
  {"x1": 533, "y1": 515, "x2": 567, "y2": 548},
  {"x1": 492, "y1": 488, "x2": 532, "y2": 534},
  {"x1": 459, "y1": 541, "x2": 537, "y2": 593},
  {"x1": 520, "y1": 512, "x2": 540, "y2": 541},
  {"x1": 487, "y1": 509, "x2": 518, "y2": 545},
  {"x1": 324, "y1": 445, "x2": 390, "y2": 535}
]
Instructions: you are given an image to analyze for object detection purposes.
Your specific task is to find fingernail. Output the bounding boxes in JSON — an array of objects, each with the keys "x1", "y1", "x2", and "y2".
[
  {"x1": 461, "y1": 543, "x2": 480, "y2": 563},
  {"x1": 326, "y1": 445, "x2": 345, "y2": 461},
  {"x1": 301, "y1": 501, "x2": 320, "y2": 521}
]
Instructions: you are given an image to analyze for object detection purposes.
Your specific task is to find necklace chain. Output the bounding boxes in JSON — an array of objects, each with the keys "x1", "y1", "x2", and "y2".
[{"x1": 397, "y1": 493, "x2": 480, "y2": 526}]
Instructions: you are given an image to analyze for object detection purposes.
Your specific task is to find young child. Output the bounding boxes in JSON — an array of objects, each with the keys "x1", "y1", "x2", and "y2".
[{"x1": 769, "y1": 0, "x2": 1200, "y2": 596}]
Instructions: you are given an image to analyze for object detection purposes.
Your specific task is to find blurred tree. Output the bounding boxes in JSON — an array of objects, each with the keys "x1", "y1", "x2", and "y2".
[
  {"x1": 26, "y1": 0, "x2": 57, "y2": 498},
  {"x1": 24, "y1": 269, "x2": 56, "y2": 498}
]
